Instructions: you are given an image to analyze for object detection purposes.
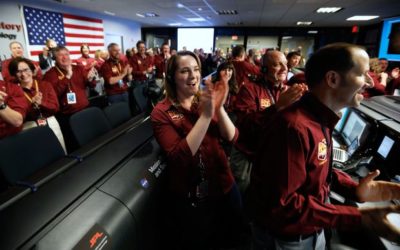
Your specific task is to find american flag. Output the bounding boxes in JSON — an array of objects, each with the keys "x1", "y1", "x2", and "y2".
[{"x1": 22, "y1": 6, "x2": 105, "y2": 61}]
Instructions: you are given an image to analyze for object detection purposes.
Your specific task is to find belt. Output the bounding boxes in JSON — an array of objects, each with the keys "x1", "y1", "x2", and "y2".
[{"x1": 274, "y1": 230, "x2": 322, "y2": 242}]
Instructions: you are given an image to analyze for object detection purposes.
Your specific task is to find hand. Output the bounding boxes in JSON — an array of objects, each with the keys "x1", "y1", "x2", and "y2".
[
  {"x1": 200, "y1": 81, "x2": 214, "y2": 119},
  {"x1": 0, "y1": 90, "x2": 7, "y2": 105},
  {"x1": 127, "y1": 65, "x2": 133, "y2": 75},
  {"x1": 32, "y1": 92, "x2": 42, "y2": 106},
  {"x1": 91, "y1": 61, "x2": 97, "y2": 68},
  {"x1": 211, "y1": 74, "x2": 229, "y2": 110},
  {"x1": 356, "y1": 169, "x2": 400, "y2": 202},
  {"x1": 360, "y1": 205, "x2": 400, "y2": 244},
  {"x1": 391, "y1": 67, "x2": 400, "y2": 79},
  {"x1": 275, "y1": 83, "x2": 307, "y2": 111},
  {"x1": 66, "y1": 65, "x2": 73, "y2": 79},
  {"x1": 147, "y1": 67, "x2": 153, "y2": 73},
  {"x1": 42, "y1": 47, "x2": 49, "y2": 57},
  {"x1": 380, "y1": 72, "x2": 388, "y2": 86}
]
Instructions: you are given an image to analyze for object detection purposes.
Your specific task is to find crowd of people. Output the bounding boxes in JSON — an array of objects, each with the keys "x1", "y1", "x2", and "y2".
[{"x1": 1, "y1": 38, "x2": 400, "y2": 249}]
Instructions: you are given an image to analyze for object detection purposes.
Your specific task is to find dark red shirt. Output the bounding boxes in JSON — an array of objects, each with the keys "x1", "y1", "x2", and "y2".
[
  {"x1": 74, "y1": 55, "x2": 97, "y2": 73},
  {"x1": 20, "y1": 80, "x2": 59, "y2": 121},
  {"x1": 234, "y1": 80, "x2": 287, "y2": 158},
  {"x1": 363, "y1": 72, "x2": 386, "y2": 98},
  {"x1": 1, "y1": 57, "x2": 43, "y2": 83},
  {"x1": 43, "y1": 65, "x2": 95, "y2": 115},
  {"x1": 0, "y1": 81, "x2": 29, "y2": 139},
  {"x1": 151, "y1": 98, "x2": 238, "y2": 197},
  {"x1": 153, "y1": 54, "x2": 168, "y2": 79},
  {"x1": 386, "y1": 77, "x2": 400, "y2": 95},
  {"x1": 249, "y1": 93, "x2": 361, "y2": 236},
  {"x1": 129, "y1": 53, "x2": 153, "y2": 81},
  {"x1": 101, "y1": 59, "x2": 129, "y2": 96},
  {"x1": 231, "y1": 60, "x2": 261, "y2": 87}
]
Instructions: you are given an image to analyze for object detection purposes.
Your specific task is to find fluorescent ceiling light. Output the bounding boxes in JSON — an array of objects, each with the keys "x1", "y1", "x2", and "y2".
[
  {"x1": 198, "y1": 8, "x2": 202, "y2": 11},
  {"x1": 316, "y1": 7, "x2": 342, "y2": 13},
  {"x1": 145, "y1": 12, "x2": 159, "y2": 17},
  {"x1": 177, "y1": 3, "x2": 184, "y2": 8},
  {"x1": 308, "y1": 30, "x2": 318, "y2": 34},
  {"x1": 297, "y1": 21, "x2": 312, "y2": 26},
  {"x1": 136, "y1": 13, "x2": 145, "y2": 18},
  {"x1": 282, "y1": 36, "x2": 293, "y2": 39},
  {"x1": 104, "y1": 10, "x2": 115, "y2": 16},
  {"x1": 186, "y1": 17, "x2": 206, "y2": 22},
  {"x1": 169, "y1": 23, "x2": 182, "y2": 26},
  {"x1": 346, "y1": 15, "x2": 379, "y2": 21}
]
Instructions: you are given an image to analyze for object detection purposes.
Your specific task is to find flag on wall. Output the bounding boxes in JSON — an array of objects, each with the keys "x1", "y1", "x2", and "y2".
[{"x1": 22, "y1": 6, "x2": 105, "y2": 61}]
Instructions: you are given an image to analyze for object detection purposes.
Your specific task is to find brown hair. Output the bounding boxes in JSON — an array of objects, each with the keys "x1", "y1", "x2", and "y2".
[
  {"x1": 165, "y1": 51, "x2": 201, "y2": 101},
  {"x1": 215, "y1": 61, "x2": 238, "y2": 94},
  {"x1": 8, "y1": 57, "x2": 35, "y2": 77}
]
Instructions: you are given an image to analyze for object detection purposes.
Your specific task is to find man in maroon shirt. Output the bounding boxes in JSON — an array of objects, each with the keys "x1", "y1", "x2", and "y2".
[
  {"x1": 231, "y1": 45, "x2": 261, "y2": 89},
  {"x1": 0, "y1": 80, "x2": 29, "y2": 139},
  {"x1": 249, "y1": 43, "x2": 400, "y2": 249},
  {"x1": 231, "y1": 51, "x2": 306, "y2": 192},
  {"x1": 129, "y1": 40, "x2": 154, "y2": 86},
  {"x1": 101, "y1": 43, "x2": 132, "y2": 104},
  {"x1": 153, "y1": 42, "x2": 171, "y2": 80},
  {"x1": 1, "y1": 41, "x2": 42, "y2": 83},
  {"x1": 43, "y1": 46, "x2": 96, "y2": 152}
]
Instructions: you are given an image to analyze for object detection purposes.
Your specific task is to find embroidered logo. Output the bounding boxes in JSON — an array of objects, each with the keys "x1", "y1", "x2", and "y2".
[
  {"x1": 260, "y1": 98, "x2": 271, "y2": 108},
  {"x1": 167, "y1": 110, "x2": 184, "y2": 121},
  {"x1": 318, "y1": 139, "x2": 327, "y2": 161}
]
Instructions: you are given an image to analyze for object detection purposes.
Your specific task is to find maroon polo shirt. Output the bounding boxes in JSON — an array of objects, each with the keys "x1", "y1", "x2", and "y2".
[
  {"x1": 101, "y1": 59, "x2": 129, "y2": 96},
  {"x1": 363, "y1": 72, "x2": 386, "y2": 98},
  {"x1": 0, "y1": 81, "x2": 28, "y2": 139},
  {"x1": 151, "y1": 98, "x2": 238, "y2": 197},
  {"x1": 153, "y1": 54, "x2": 168, "y2": 79},
  {"x1": 43, "y1": 65, "x2": 95, "y2": 115},
  {"x1": 74, "y1": 56, "x2": 97, "y2": 73},
  {"x1": 21, "y1": 80, "x2": 59, "y2": 121},
  {"x1": 129, "y1": 53, "x2": 153, "y2": 81},
  {"x1": 231, "y1": 60, "x2": 261, "y2": 87},
  {"x1": 1, "y1": 58, "x2": 43, "y2": 83},
  {"x1": 234, "y1": 80, "x2": 287, "y2": 158},
  {"x1": 249, "y1": 93, "x2": 361, "y2": 236}
]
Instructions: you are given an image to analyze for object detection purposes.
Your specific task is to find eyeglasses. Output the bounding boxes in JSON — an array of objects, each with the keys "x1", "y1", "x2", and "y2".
[{"x1": 16, "y1": 68, "x2": 32, "y2": 75}]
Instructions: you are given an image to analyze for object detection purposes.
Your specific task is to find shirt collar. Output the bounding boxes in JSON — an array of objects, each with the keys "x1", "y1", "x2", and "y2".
[{"x1": 301, "y1": 92, "x2": 340, "y2": 129}]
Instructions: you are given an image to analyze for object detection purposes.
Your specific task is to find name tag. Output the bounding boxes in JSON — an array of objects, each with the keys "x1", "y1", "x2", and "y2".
[{"x1": 67, "y1": 92, "x2": 77, "y2": 104}]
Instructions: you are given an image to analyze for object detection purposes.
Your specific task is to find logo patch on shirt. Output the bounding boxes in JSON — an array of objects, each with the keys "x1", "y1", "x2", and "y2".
[
  {"x1": 260, "y1": 98, "x2": 271, "y2": 108},
  {"x1": 318, "y1": 139, "x2": 327, "y2": 161},
  {"x1": 167, "y1": 110, "x2": 184, "y2": 121}
]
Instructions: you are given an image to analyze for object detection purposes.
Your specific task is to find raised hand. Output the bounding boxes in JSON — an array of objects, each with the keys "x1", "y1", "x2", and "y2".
[
  {"x1": 200, "y1": 80, "x2": 215, "y2": 118},
  {"x1": 211, "y1": 73, "x2": 229, "y2": 110},
  {"x1": 32, "y1": 92, "x2": 43, "y2": 106},
  {"x1": 356, "y1": 169, "x2": 400, "y2": 202},
  {"x1": 276, "y1": 83, "x2": 307, "y2": 111}
]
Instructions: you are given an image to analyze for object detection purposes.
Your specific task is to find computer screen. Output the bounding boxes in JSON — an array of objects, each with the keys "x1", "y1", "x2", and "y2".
[
  {"x1": 377, "y1": 136, "x2": 395, "y2": 159},
  {"x1": 341, "y1": 111, "x2": 368, "y2": 146},
  {"x1": 334, "y1": 108, "x2": 350, "y2": 132}
]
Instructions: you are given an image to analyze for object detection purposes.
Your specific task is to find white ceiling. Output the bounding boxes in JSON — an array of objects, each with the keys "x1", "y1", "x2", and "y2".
[{"x1": 49, "y1": 0, "x2": 400, "y2": 27}]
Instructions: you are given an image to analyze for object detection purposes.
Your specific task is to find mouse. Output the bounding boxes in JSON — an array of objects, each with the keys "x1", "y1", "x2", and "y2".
[{"x1": 386, "y1": 213, "x2": 400, "y2": 230}]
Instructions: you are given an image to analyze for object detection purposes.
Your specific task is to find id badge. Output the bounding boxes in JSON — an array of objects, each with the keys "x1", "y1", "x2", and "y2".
[
  {"x1": 67, "y1": 92, "x2": 77, "y2": 104},
  {"x1": 118, "y1": 79, "x2": 124, "y2": 88},
  {"x1": 36, "y1": 118, "x2": 47, "y2": 126}
]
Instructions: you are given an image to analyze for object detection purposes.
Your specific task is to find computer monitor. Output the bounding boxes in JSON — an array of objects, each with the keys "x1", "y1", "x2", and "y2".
[
  {"x1": 341, "y1": 111, "x2": 369, "y2": 147},
  {"x1": 334, "y1": 108, "x2": 350, "y2": 132},
  {"x1": 377, "y1": 136, "x2": 395, "y2": 159}
]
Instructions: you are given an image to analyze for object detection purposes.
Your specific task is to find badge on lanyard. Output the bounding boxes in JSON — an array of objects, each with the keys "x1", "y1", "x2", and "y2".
[
  {"x1": 36, "y1": 118, "x2": 48, "y2": 126},
  {"x1": 118, "y1": 79, "x2": 124, "y2": 87},
  {"x1": 67, "y1": 91, "x2": 77, "y2": 104}
]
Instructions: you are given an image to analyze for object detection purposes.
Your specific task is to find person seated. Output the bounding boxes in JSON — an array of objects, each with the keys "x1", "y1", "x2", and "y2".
[
  {"x1": 151, "y1": 51, "x2": 243, "y2": 249},
  {"x1": 101, "y1": 43, "x2": 132, "y2": 104},
  {"x1": 1, "y1": 41, "x2": 42, "y2": 83},
  {"x1": 0, "y1": 80, "x2": 29, "y2": 139},
  {"x1": 9, "y1": 58, "x2": 59, "y2": 123}
]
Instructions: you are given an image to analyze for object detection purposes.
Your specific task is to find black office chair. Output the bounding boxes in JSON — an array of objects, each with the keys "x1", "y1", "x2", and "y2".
[
  {"x1": 103, "y1": 102, "x2": 132, "y2": 128},
  {"x1": 69, "y1": 107, "x2": 112, "y2": 147},
  {"x1": 132, "y1": 84, "x2": 149, "y2": 113},
  {"x1": 0, "y1": 126, "x2": 65, "y2": 184}
]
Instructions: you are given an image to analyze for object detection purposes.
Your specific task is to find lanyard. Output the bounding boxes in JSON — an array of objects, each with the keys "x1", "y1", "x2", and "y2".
[
  {"x1": 320, "y1": 124, "x2": 333, "y2": 184},
  {"x1": 55, "y1": 65, "x2": 65, "y2": 80},
  {"x1": 23, "y1": 80, "x2": 39, "y2": 104}
]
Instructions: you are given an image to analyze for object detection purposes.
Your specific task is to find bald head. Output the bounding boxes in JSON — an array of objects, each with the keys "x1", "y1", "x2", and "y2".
[{"x1": 262, "y1": 50, "x2": 288, "y2": 84}]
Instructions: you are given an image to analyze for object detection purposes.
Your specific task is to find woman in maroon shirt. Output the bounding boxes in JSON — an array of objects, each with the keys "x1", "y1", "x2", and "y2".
[
  {"x1": 151, "y1": 51, "x2": 242, "y2": 249},
  {"x1": 9, "y1": 58, "x2": 59, "y2": 123},
  {"x1": 214, "y1": 61, "x2": 238, "y2": 119}
]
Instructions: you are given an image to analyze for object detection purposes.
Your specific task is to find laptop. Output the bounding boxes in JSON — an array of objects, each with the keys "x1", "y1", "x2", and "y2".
[{"x1": 333, "y1": 137, "x2": 359, "y2": 163}]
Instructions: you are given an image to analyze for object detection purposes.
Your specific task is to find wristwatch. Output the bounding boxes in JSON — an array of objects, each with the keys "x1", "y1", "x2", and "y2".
[{"x1": 0, "y1": 103, "x2": 7, "y2": 110}]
